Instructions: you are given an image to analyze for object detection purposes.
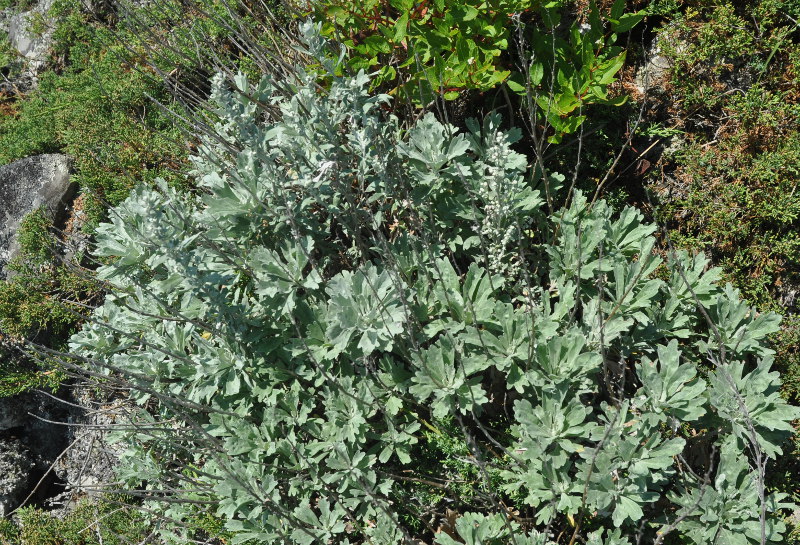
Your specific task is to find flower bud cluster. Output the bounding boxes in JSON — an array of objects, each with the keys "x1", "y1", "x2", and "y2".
[{"x1": 475, "y1": 129, "x2": 530, "y2": 277}]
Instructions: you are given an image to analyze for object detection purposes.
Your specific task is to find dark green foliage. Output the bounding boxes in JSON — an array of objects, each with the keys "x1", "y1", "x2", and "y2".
[
  {"x1": 505, "y1": 0, "x2": 642, "y2": 143},
  {"x1": 0, "y1": 207, "x2": 96, "y2": 395},
  {"x1": 0, "y1": 498, "x2": 149, "y2": 545},
  {"x1": 309, "y1": 0, "x2": 640, "y2": 142},
  {"x1": 0, "y1": 356, "x2": 63, "y2": 397},
  {"x1": 0, "y1": 2, "x2": 185, "y2": 227},
  {"x1": 650, "y1": 0, "x2": 800, "y2": 311},
  {"x1": 392, "y1": 416, "x2": 518, "y2": 536},
  {"x1": 309, "y1": 0, "x2": 532, "y2": 100},
  {"x1": 0, "y1": 208, "x2": 100, "y2": 341}
]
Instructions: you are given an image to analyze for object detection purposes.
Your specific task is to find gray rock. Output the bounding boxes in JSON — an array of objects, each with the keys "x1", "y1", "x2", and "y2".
[
  {"x1": 634, "y1": 53, "x2": 672, "y2": 94},
  {"x1": 1, "y1": 0, "x2": 56, "y2": 94},
  {"x1": 0, "y1": 153, "x2": 75, "y2": 274},
  {"x1": 0, "y1": 389, "x2": 70, "y2": 466},
  {"x1": 0, "y1": 437, "x2": 33, "y2": 517},
  {"x1": 7, "y1": 0, "x2": 55, "y2": 72},
  {"x1": 0, "y1": 386, "x2": 128, "y2": 516},
  {"x1": 0, "y1": 389, "x2": 73, "y2": 513},
  {"x1": 778, "y1": 283, "x2": 799, "y2": 311},
  {"x1": 0, "y1": 394, "x2": 35, "y2": 431},
  {"x1": 634, "y1": 29, "x2": 688, "y2": 96}
]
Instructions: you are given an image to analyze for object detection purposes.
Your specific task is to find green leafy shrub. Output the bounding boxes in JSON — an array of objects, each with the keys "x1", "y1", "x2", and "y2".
[
  {"x1": 0, "y1": 208, "x2": 99, "y2": 340},
  {"x1": 309, "y1": 0, "x2": 530, "y2": 100},
  {"x1": 505, "y1": 0, "x2": 642, "y2": 143},
  {"x1": 65, "y1": 28, "x2": 800, "y2": 544},
  {"x1": 0, "y1": 207, "x2": 96, "y2": 394},
  {"x1": 309, "y1": 0, "x2": 641, "y2": 142}
]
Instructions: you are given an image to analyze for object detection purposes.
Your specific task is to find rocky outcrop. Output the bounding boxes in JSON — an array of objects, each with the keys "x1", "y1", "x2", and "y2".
[
  {"x1": 0, "y1": 392, "x2": 39, "y2": 433},
  {"x1": 0, "y1": 390, "x2": 71, "y2": 516},
  {"x1": 1, "y1": 0, "x2": 56, "y2": 95},
  {"x1": 0, "y1": 384, "x2": 126, "y2": 515},
  {"x1": 0, "y1": 153, "x2": 74, "y2": 274},
  {"x1": 633, "y1": 29, "x2": 684, "y2": 97},
  {"x1": 0, "y1": 437, "x2": 33, "y2": 517},
  {"x1": 7, "y1": 0, "x2": 55, "y2": 72},
  {"x1": 634, "y1": 52, "x2": 672, "y2": 95},
  {"x1": 0, "y1": 381, "x2": 128, "y2": 510}
]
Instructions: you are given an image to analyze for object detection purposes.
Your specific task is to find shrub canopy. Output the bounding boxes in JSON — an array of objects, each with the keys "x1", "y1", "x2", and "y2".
[{"x1": 69, "y1": 26, "x2": 799, "y2": 545}]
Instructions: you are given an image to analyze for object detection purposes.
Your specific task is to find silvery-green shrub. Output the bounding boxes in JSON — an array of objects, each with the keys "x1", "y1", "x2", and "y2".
[{"x1": 69, "y1": 25, "x2": 799, "y2": 545}]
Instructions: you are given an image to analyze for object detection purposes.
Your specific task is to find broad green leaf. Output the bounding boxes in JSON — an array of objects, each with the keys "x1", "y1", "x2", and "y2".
[{"x1": 612, "y1": 11, "x2": 644, "y2": 34}]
